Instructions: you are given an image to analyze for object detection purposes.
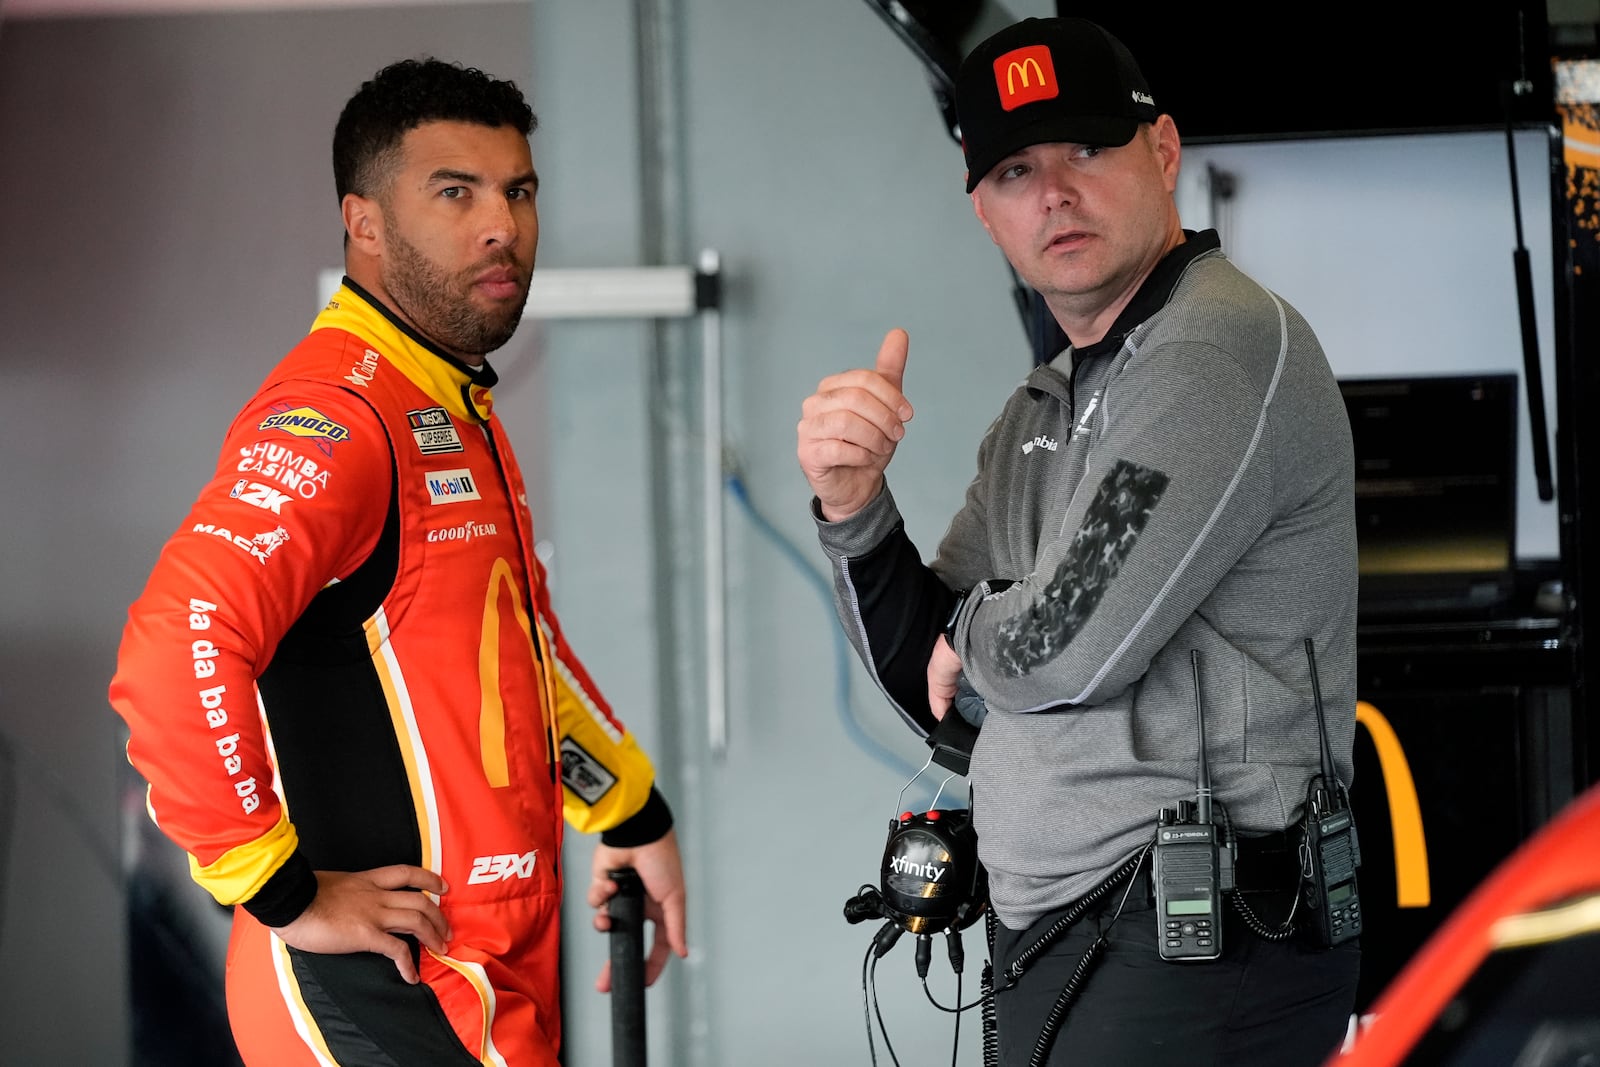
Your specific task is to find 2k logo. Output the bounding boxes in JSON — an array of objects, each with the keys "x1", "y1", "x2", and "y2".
[{"x1": 230, "y1": 479, "x2": 292, "y2": 515}]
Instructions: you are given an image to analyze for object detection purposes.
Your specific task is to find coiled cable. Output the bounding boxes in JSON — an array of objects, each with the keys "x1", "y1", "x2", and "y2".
[
  {"x1": 1028, "y1": 935, "x2": 1108, "y2": 1067},
  {"x1": 1219, "y1": 803, "x2": 1299, "y2": 941},
  {"x1": 1004, "y1": 844, "x2": 1150, "y2": 986},
  {"x1": 982, "y1": 907, "x2": 999, "y2": 1067}
]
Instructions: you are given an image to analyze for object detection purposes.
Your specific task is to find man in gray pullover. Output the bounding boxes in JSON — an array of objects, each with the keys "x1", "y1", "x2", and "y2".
[{"x1": 798, "y1": 16, "x2": 1360, "y2": 1066}]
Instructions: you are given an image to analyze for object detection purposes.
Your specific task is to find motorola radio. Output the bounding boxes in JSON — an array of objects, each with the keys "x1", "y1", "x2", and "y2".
[
  {"x1": 1295, "y1": 638, "x2": 1363, "y2": 947},
  {"x1": 1152, "y1": 650, "x2": 1228, "y2": 962}
]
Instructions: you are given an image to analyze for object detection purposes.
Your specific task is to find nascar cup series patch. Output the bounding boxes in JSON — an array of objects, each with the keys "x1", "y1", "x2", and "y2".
[{"x1": 407, "y1": 407, "x2": 465, "y2": 455}]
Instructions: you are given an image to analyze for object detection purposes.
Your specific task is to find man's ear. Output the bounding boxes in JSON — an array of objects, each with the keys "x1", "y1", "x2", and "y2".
[
  {"x1": 970, "y1": 188, "x2": 997, "y2": 244},
  {"x1": 342, "y1": 193, "x2": 384, "y2": 255},
  {"x1": 1152, "y1": 114, "x2": 1183, "y2": 193}
]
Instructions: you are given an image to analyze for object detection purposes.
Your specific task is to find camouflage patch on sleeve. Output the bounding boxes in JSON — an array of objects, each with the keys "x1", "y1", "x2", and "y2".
[{"x1": 996, "y1": 459, "x2": 1169, "y2": 676}]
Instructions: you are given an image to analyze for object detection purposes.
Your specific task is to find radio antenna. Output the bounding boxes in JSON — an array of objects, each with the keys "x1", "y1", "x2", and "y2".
[
  {"x1": 1303, "y1": 637, "x2": 1342, "y2": 809},
  {"x1": 1191, "y1": 650, "x2": 1212, "y2": 825}
]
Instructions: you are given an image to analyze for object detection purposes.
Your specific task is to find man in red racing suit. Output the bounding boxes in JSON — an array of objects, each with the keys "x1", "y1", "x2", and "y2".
[{"x1": 109, "y1": 58, "x2": 687, "y2": 1066}]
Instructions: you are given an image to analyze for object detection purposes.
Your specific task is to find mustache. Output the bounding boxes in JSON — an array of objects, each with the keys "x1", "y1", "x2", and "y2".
[{"x1": 466, "y1": 251, "x2": 524, "y2": 276}]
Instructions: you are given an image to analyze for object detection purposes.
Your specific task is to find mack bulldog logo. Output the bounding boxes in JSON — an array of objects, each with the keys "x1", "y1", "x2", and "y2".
[{"x1": 192, "y1": 522, "x2": 292, "y2": 564}]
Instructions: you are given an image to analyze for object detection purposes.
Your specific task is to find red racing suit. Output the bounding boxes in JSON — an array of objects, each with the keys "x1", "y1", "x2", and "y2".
[{"x1": 109, "y1": 280, "x2": 668, "y2": 1066}]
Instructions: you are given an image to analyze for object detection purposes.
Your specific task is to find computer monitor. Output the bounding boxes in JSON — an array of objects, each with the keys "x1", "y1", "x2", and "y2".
[
  {"x1": 1339, "y1": 373, "x2": 1520, "y2": 618},
  {"x1": 1054, "y1": 1, "x2": 1553, "y2": 144}
]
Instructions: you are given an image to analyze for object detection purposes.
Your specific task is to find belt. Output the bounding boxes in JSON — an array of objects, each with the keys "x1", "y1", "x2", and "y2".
[{"x1": 1231, "y1": 830, "x2": 1304, "y2": 894}]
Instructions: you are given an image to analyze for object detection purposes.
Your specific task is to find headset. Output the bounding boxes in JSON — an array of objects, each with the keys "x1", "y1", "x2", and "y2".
[
  {"x1": 862, "y1": 805, "x2": 987, "y2": 935},
  {"x1": 843, "y1": 716, "x2": 990, "y2": 1065},
  {"x1": 844, "y1": 714, "x2": 988, "y2": 939}
]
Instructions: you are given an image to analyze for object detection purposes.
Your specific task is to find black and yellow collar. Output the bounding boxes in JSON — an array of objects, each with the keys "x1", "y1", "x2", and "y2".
[{"x1": 312, "y1": 277, "x2": 499, "y2": 423}]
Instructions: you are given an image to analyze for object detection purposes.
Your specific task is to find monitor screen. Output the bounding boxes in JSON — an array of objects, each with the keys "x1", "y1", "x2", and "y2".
[
  {"x1": 1339, "y1": 374, "x2": 1519, "y2": 613},
  {"x1": 1054, "y1": 1, "x2": 1553, "y2": 143}
]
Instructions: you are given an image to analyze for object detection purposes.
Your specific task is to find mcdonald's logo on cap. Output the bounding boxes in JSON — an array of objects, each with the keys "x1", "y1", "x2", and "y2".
[{"x1": 994, "y1": 45, "x2": 1058, "y2": 112}]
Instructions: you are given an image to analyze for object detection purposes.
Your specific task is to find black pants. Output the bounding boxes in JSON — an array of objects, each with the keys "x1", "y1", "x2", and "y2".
[{"x1": 992, "y1": 878, "x2": 1359, "y2": 1066}]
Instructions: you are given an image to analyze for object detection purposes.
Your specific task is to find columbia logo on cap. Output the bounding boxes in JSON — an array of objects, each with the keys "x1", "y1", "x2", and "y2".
[{"x1": 993, "y1": 45, "x2": 1058, "y2": 111}]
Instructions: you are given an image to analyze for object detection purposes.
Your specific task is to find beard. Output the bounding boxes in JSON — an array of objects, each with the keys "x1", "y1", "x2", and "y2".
[{"x1": 382, "y1": 227, "x2": 530, "y2": 357}]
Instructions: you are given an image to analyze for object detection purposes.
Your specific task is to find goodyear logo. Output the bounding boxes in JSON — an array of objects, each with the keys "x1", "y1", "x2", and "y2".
[
  {"x1": 994, "y1": 45, "x2": 1058, "y2": 111},
  {"x1": 258, "y1": 407, "x2": 351, "y2": 444}
]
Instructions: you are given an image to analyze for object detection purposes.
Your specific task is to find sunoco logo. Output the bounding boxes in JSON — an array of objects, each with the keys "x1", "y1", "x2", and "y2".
[{"x1": 258, "y1": 406, "x2": 351, "y2": 444}]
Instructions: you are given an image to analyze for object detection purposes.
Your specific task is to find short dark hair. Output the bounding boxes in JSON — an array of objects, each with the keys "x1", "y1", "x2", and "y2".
[{"x1": 332, "y1": 57, "x2": 537, "y2": 203}]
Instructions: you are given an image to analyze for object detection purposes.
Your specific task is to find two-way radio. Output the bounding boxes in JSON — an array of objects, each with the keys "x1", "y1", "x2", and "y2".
[
  {"x1": 1151, "y1": 650, "x2": 1229, "y2": 961},
  {"x1": 1295, "y1": 638, "x2": 1363, "y2": 947}
]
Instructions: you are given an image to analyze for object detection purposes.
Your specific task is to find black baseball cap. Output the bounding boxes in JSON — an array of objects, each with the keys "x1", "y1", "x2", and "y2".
[{"x1": 956, "y1": 17, "x2": 1159, "y2": 193}]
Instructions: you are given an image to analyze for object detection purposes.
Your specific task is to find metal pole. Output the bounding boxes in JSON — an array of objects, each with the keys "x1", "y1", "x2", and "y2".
[{"x1": 700, "y1": 248, "x2": 727, "y2": 761}]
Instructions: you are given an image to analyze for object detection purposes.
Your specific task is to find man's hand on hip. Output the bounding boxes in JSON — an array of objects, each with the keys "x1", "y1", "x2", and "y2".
[{"x1": 274, "y1": 866, "x2": 451, "y2": 985}]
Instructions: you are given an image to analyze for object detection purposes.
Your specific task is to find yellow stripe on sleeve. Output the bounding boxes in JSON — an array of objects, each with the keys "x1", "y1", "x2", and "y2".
[{"x1": 188, "y1": 808, "x2": 301, "y2": 906}]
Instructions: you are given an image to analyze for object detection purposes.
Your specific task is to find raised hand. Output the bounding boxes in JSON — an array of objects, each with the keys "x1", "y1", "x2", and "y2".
[{"x1": 797, "y1": 328, "x2": 914, "y2": 522}]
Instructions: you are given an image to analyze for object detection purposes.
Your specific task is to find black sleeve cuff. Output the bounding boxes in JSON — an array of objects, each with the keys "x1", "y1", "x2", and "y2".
[
  {"x1": 239, "y1": 850, "x2": 319, "y2": 928},
  {"x1": 600, "y1": 786, "x2": 674, "y2": 848}
]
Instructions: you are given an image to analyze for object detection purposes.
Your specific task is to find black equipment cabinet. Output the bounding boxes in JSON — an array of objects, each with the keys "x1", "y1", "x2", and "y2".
[{"x1": 1349, "y1": 570, "x2": 1578, "y2": 1011}]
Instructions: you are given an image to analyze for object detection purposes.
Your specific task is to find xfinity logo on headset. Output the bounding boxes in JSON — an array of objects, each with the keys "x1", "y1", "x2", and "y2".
[{"x1": 889, "y1": 855, "x2": 947, "y2": 882}]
